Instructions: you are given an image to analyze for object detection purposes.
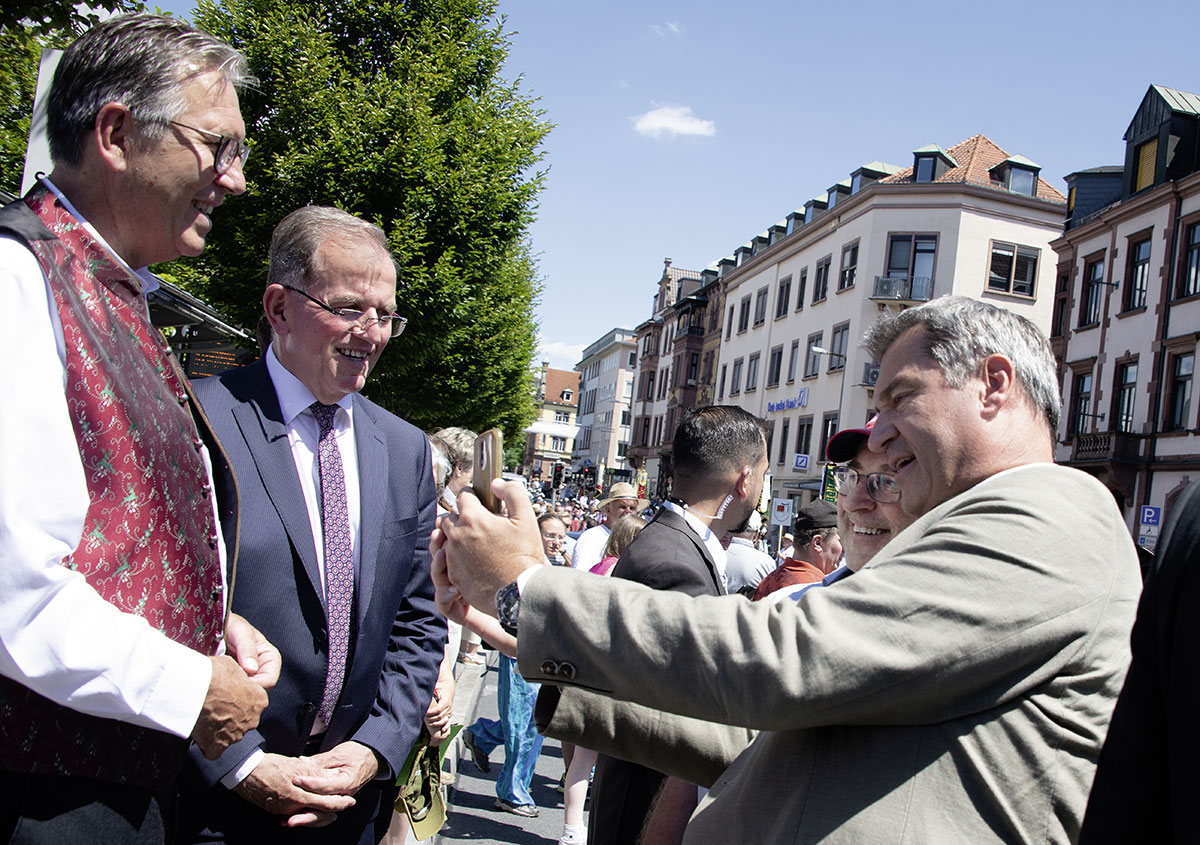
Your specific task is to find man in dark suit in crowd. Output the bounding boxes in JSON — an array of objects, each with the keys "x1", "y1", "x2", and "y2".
[
  {"x1": 181, "y1": 206, "x2": 445, "y2": 843},
  {"x1": 585, "y1": 405, "x2": 768, "y2": 845}
]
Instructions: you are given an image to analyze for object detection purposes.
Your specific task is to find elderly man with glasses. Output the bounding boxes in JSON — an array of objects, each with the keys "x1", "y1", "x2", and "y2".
[
  {"x1": 0, "y1": 15, "x2": 276, "y2": 843},
  {"x1": 180, "y1": 206, "x2": 445, "y2": 844}
]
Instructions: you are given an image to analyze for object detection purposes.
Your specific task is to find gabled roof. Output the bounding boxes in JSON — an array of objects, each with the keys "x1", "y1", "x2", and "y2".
[
  {"x1": 543, "y1": 368, "x2": 580, "y2": 405},
  {"x1": 878, "y1": 133, "x2": 1065, "y2": 202},
  {"x1": 663, "y1": 265, "x2": 701, "y2": 284},
  {"x1": 1151, "y1": 84, "x2": 1200, "y2": 116}
]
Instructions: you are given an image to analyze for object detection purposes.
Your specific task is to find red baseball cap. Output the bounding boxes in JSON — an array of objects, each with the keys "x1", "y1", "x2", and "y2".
[{"x1": 825, "y1": 415, "x2": 878, "y2": 463}]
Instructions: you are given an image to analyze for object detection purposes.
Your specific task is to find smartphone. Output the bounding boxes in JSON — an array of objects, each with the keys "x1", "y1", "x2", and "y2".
[{"x1": 472, "y1": 428, "x2": 504, "y2": 513}]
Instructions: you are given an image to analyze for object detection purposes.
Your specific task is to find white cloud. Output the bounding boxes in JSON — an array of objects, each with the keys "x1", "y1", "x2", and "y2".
[
  {"x1": 538, "y1": 337, "x2": 586, "y2": 371},
  {"x1": 650, "y1": 20, "x2": 683, "y2": 37},
  {"x1": 632, "y1": 104, "x2": 716, "y2": 140}
]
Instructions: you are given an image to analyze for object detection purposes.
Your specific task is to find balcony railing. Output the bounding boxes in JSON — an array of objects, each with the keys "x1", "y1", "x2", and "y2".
[
  {"x1": 674, "y1": 324, "x2": 705, "y2": 338},
  {"x1": 1072, "y1": 431, "x2": 1144, "y2": 463},
  {"x1": 871, "y1": 275, "x2": 934, "y2": 302}
]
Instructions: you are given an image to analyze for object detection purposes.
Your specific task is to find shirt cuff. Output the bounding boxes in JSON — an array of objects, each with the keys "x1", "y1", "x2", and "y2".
[
  {"x1": 516, "y1": 565, "x2": 540, "y2": 596},
  {"x1": 140, "y1": 638, "x2": 213, "y2": 738},
  {"x1": 220, "y1": 749, "x2": 265, "y2": 789}
]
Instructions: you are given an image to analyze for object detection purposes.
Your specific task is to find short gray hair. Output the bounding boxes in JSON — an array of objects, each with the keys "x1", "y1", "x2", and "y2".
[
  {"x1": 427, "y1": 435, "x2": 453, "y2": 500},
  {"x1": 267, "y1": 206, "x2": 396, "y2": 291},
  {"x1": 432, "y1": 427, "x2": 477, "y2": 473},
  {"x1": 49, "y1": 13, "x2": 254, "y2": 168},
  {"x1": 863, "y1": 296, "x2": 1061, "y2": 433}
]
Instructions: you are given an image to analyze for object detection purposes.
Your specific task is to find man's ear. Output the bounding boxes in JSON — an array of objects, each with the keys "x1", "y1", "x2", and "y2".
[
  {"x1": 263, "y1": 284, "x2": 290, "y2": 337},
  {"x1": 94, "y1": 102, "x2": 134, "y2": 173},
  {"x1": 734, "y1": 465, "x2": 753, "y2": 498},
  {"x1": 979, "y1": 353, "x2": 1016, "y2": 419}
]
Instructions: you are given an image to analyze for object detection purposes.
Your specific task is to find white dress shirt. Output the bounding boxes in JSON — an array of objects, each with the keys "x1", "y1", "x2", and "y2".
[
  {"x1": 570, "y1": 523, "x2": 611, "y2": 572},
  {"x1": 0, "y1": 180, "x2": 225, "y2": 738},
  {"x1": 659, "y1": 501, "x2": 729, "y2": 594}
]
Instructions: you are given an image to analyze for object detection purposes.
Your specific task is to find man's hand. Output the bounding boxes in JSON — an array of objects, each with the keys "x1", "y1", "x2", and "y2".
[
  {"x1": 432, "y1": 479, "x2": 543, "y2": 613},
  {"x1": 232, "y1": 753, "x2": 356, "y2": 828},
  {"x1": 224, "y1": 612, "x2": 282, "y2": 690},
  {"x1": 290, "y1": 741, "x2": 381, "y2": 807},
  {"x1": 191, "y1": 655, "x2": 269, "y2": 759}
]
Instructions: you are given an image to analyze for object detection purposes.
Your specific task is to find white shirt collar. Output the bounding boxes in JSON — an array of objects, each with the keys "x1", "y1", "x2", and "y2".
[
  {"x1": 265, "y1": 343, "x2": 354, "y2": 427},
  {"x1": 39, "y1": 174, "x2": 159, "y2": 294},
  {"x1": 660, "y1": 500, "x2": 729, "y2": 572}
]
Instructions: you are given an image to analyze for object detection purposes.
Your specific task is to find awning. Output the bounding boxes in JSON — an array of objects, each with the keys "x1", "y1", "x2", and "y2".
[{"x1": 524, "y1": 421, "x2": 580, "y2": 439}]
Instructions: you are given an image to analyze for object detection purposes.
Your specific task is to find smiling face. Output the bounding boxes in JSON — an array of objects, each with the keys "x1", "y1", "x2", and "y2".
[
  {"x1": 837, "y1": 444, "x2": 915, "y2": 569},
  {"x1": 868, "y1": 326, "x2": 989, "y2": 517},
  {"x1": 269, "y1": 236, "x2": 397, "y2": 404},
  {"x1": 121, "y1": 70, "x2": 246, "y2": 268},
  {"x1": 604, "y1": 499, "x2": 640, "y2": 521}
]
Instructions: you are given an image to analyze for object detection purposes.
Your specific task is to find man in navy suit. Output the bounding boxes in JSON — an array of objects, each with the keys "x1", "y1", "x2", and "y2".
[{"x1": 180, "y1": 206, "x2": 445, "y2": 843}]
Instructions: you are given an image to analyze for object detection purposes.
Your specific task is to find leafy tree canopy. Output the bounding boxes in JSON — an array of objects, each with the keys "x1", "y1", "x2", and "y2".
[
  {"x1": 1, "y1": 1, "x2": 143, "y2": 42},
  {"x1": 169, "y1": 0, "x2": 550, "y2": 441}
]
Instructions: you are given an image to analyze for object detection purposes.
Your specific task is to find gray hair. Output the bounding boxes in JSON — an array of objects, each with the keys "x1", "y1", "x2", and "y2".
[
  {"x1": 863, "y1": 295, "x2": 1061, "y2": 433},
  {"x1": 267, "y1": 206, "x2": 396, "y2": 291},
  {"x1": 432, "y1": 427, "x2": 477, "y2": 473},
  {"x1": 48, "y1": 13, "x2": 254, "y2": 168},
  {"x1": 427, "y1": 435, "x2": 453, "y2": 500}
]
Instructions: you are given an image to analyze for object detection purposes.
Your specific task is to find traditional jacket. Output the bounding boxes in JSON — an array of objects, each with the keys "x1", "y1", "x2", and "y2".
[{"x1": 0, "y1": 188, "x2": 234, "y2": 788}]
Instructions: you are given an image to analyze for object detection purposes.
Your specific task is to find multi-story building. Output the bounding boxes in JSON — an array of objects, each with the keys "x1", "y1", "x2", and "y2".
[
  {"x1": 715, "y1": 134, "x2": 1066, "y2": 517},
  {"x1": 521, "y1": 363, "x2": 580, "y2": 489},
  {"x1": 573, "y1": 327, "x2": 638, "y2": 493},
  {"x1": 628, "y1": 260, "x2": 703, "y2": 498},
  {"x1": 1051, "y1": 84, "x2": 1200, "y2": 546}
]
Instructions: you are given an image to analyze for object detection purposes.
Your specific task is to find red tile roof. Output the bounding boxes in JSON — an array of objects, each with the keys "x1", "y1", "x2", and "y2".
[
  {"x1": 878, "y1": 133, "x2": 1065, "y2": 202},
  {"x1": 543, "y1": 368, "x2": 579, "y2": 406}
]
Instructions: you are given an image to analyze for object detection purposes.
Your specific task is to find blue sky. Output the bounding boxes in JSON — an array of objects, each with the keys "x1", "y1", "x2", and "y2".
[{"x1": 161, "y1": 0, "x2": 1200, "y2": 370}]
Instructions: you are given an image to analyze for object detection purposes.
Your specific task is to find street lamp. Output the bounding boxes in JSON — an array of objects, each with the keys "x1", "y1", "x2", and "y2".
[{"x1": 810, "y1": 346, "x2": 847, "y2": 458}]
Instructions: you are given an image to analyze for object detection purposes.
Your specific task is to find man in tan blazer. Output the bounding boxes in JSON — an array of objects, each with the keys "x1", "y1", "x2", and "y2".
[{"x1": 434, "y1": 296, "x2": 1141, "y2": 844}]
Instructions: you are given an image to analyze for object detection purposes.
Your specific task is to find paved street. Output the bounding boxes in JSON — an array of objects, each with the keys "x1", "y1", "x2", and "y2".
[{"x1": 433, "y1": 652, "x2": 585, "y2": 845}]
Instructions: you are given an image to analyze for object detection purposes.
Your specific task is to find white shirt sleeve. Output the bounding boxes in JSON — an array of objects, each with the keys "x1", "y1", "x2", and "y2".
[
  {"x1": 570, "y1": 526, "x2": 610, "y2": 572},
  {"x1": 0, "y1": 235, "x2": 212, "y2": 738}
]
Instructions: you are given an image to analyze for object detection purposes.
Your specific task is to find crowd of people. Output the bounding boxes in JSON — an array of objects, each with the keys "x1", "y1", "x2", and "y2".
[{"x1": 2, "y1": 11, "x2": 1198, "y2": 845}]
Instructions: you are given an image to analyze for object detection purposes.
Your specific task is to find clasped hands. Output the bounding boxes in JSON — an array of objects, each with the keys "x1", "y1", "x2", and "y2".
[
  {"x1": 234, "y1": 741, "x2": 382, "y2": 828},
  {"x1": 431, "y1": 479, "x2": 545, "y2": 626}
]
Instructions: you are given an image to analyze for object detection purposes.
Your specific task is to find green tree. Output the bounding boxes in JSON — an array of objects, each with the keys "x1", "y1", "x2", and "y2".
[
  {"x1": 172, "y1": 0, "x2": 548, "y2": 442},
  {"x1": 0, "y1": 30, "x2": 41, "y2": 194},
  {"x1": 1, "y1": 2, "x2": 144, "y2": 42}
]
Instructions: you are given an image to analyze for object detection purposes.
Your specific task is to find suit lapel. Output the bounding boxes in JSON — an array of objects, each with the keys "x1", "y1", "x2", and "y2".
[
  {"x1": 352, "y1": 397, "x2": 387, "y2": 629},
  {"x1": 227, "y1": 362, "x2": 324, "y2": 608},
  {"x1": 656, "y1": 508, "x2": 722, "y2": 594}
]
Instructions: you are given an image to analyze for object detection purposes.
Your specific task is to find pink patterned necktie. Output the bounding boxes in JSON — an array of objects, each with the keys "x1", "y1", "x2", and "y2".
[{"x1": 311, "y1": 401, "x2": 354, "y2": 727}]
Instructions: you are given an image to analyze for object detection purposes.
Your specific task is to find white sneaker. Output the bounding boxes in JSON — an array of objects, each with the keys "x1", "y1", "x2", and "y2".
[{"x1": 559, "y1": 826, "x2": 587, "y2": 845}]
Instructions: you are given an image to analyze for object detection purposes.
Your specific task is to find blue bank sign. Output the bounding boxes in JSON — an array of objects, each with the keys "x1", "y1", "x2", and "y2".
[{"x1": 767, "y1": 388, "x2": 808, "y2": 413}]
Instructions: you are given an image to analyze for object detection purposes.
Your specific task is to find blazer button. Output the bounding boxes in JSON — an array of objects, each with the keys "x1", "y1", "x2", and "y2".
[
  {"x1": 540, "y1": 660, "x2": 559, "y2": 676},
  {"x1": 559, "y1": 662, "x2": 577, "y2": 681}
]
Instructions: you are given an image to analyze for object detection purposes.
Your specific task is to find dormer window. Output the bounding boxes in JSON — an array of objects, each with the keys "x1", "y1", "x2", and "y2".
[
  {"x1": 912, "y1": 145, "x2": 957, "y2": 183},
  {"x1": 561, "y1": 389, "x2": 573, "y2": 402},
  {"x1": 991, "y1": 155, "x2": 1041, "y2": 197}
]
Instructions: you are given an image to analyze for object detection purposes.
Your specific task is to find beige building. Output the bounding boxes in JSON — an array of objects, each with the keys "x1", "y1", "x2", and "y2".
[
  {"x1": 715, "y1": 134, "x2": 1067, "y2": 515},
  {"x1": 572, "y1": 328, "x2": 638, "y2": 493},
  {"x1": 521, "y1": 364, "x2": 580, "y2": 490},
  {"x1": 1051, "y1": 84, "x2": 1200, "y2": 548}
]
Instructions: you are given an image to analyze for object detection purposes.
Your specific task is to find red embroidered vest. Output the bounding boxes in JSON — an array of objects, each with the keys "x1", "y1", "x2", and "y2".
[{"x1": 0, "y1": 189, "x2": 226, "y2": 788}]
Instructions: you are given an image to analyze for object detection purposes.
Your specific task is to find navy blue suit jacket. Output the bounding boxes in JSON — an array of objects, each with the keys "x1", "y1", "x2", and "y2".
[{"x1": 183, "y1": 359, "x2": 445, "y2": 817}]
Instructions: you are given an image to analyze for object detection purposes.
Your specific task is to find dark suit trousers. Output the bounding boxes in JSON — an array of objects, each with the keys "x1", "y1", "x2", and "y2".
[{"x1": 0, "y1": 772, "x2": 169, "y2": 845}]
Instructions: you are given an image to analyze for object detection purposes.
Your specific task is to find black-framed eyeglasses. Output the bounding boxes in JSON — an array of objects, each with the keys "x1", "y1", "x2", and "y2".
[
  {"x1": 281, "y1": 284, "x2": 407, "y2": 338},
  {"x1": 833, "y1": 467, "x2": 900, "y2": 504},
  {"x1": 169, "y1": 120, "x2": 250, "y2": 175}
]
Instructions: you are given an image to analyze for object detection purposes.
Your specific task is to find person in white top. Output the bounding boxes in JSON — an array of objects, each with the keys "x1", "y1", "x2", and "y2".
[
  {"x1": 0, "y1": 14, "x2": 274, "y2": 842},
  {"x1": 570, "y1": 482, "x2": 648, "y2": 572}
]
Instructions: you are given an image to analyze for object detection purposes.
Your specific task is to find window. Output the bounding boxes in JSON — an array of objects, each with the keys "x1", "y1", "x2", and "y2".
[
  {"x1": 643, "y1": 370, "x2": 654, "y2": 400},
  {"x1": 1182, "y1": 223, "x2": 1200, "y2": 299},
  {"x1": 987, "y1": 242, "x2": 1039, "y2": 296},
  {"x1": 640, "y1": 418, "x2": 650, "y2": 446},
  {"x1": 1113, "y1": 362, "x2": 1138, "y2": 434},
  {"x1": 813, "y1": 257, "x2": 831, "y2": 303},
  {"x1": 914, "y1": 156, "x2": 935, "y2": 183},
  {"x1": 767, "y1": 345, "x2": 784, "y2": 387},
  {"x1": 1008, "y1": 166, "x2": 1036, "y2": 196},
  {"x1": 818, "y1": 412, "x2": 839, "y2": 460},
  {"x1": 550, "y1": 436, "x2": 567, "y2": 451},
  {"x1": 764, "y1": 424, "x2": 773, "y2": 464},
  {"x1": 803, "y1": 332, "x2": 822, "y2": 378},
  {"x1": 726, "y1": 306, "x2": 735, "y2": 340},
  {"x1": 1051, "y1": 271, "x2": 1070, "y2": 337},
  {"x1": 737, "y1": 296, "x2": 751, "y2": 333},
  {"x1": 776, "y1": 275, "x2": 792, "y2": 318},
  {"x1": 653, "y1": 416, "x2": 662, "y2": 445},
  {"x1": 745, "y1": 353, "x2": 760, "y2": 392},
  {"x1": 778, "y1": 419, "x2": 790, "y2": 465},
  {"x1": 795, "y1": 416, "x2": 813, "y2": 460},
  {"x1": 1134, "y1": 138, "x2": 1157, "y2": 193},
  {"x1": 839, "y1": 242, "x2": 859, "y2": 290},
  {"x1": 1080, "y1": 258, "x2": 1104, "y2": 327},
  {"x1": 795, "y1": 269, "x2": 807, "y2": 310},
  {"x1": 786, "y1": 339, "x2": 800, "y2": 383},
  {"x1": 617, "y1": 442, "x2": 628, "y2": 458},
  {"x1": 1124, "y1": 237, "x2": 1151, "y2": 311},
  {"x1": 754, "y1": 287, "x2": 769, "y2": 326},
  {"x1": 829, "y1": 322, "x2": 849, "y2": 369},
  {"x1": 628, "y1": 351, "x2": 636, "y2": 368},
  {"x1": 687, "y1": 353, "x2": 699, "y2": 383},
  {"x1": 730, "y1": 358, "x2": 744, "y2": 395},
  {"x1": 887, "y1": 234, "x2": 938, "y2": 283},
  {"x1": 1168, "y1": 353, "x2": 1194, "y2": 431},
  {"x1": 621, "y1": 409, "x2": 631, "y2": 426},
  {"x1": 1070, "y1": 371, "x2": 1093, "y2": 436},
  {"x1": 554, "y1": 410, "x2": 570, "y2": 423},
  {"x1": 718, "y1": 365, "x2": 727, "y2": 400}
]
